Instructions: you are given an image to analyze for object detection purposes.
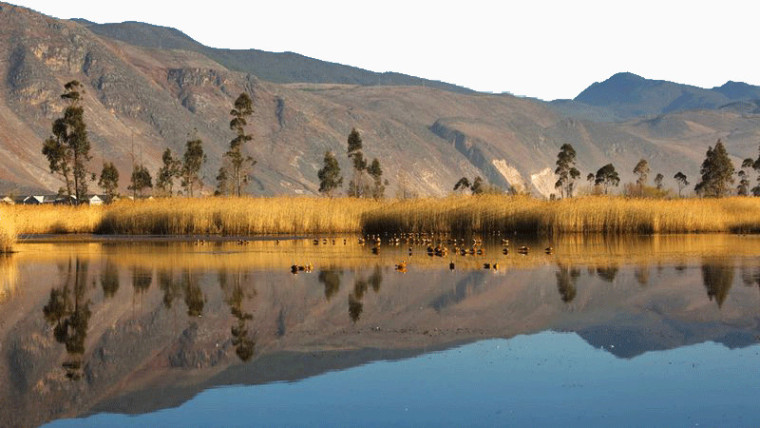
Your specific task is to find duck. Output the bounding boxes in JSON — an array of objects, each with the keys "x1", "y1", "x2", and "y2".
[
  {"x1": 492, "y1": 262, "x2": 499, "y2": 270},
  {"x1": 518, "y1": 246, "x2": 529, "y2": 255},
  {"x1": 395, "y1": 261, "x2": 407, "y2": 272},
  {"x1": 544, "y1": 247, "x2": 554, "y2": 255},
  {"x1": 449, "y1": 261, "x2": 455, "y2": 271}
]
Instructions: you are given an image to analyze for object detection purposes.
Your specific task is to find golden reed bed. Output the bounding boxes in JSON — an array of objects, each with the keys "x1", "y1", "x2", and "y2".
[{"x1": 3, "y1": 195, "x2": 760, "y2": 238}]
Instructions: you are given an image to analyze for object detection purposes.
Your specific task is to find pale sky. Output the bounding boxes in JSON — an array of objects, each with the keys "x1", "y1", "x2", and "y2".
[{"x1": 9, "y1": 0, "x2": 760, "y2": 100}]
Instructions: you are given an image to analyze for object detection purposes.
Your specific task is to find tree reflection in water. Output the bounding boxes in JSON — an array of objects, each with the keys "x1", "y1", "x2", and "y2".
[
  {"x1": 347, "y1": 266, "x2": 383, "y2": 323},
  {"x1": 634, "y1": 264, "x2": 650, "y2": 286},
  {"x1": 42, "y1": 258, "x2": 92, "y2": 381},
  {"x1": 220, "y1": 270, "x2": 256, "y2": 362},
  {"x1": 596, "y1": 265, "x2": 619, "y2": 283},
  {"x1": 183, "y1": 271, "x2": 206, "y2": 317},
  {"x1": 556, "y1": 264, "x2": 580, "y2": 303},
  {"x1": 131, "y1": 266, "x2": 153, "y2": 294},
  {"x1": 701, "y1": 259, "x2": 734, "y2": 308},
  {"x1": 318, "y1": 269, "x2": 342, "y2": 301},
  {"x1": 100, "y1": 260, "x2": 119, "y2": 299},
  {"x1": 158, "y1": 269, "x2": 181, "y2": 309}
]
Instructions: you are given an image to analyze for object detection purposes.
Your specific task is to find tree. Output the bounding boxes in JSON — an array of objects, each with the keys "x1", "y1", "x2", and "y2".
[
  {"x1": 654, "y1": 173, "x2": 664, "y2": 191},
  {"x1": 471, "y1": 176, "x2": 484, "y2": 195},
  {"x1": 737, "y1": 158, "x2": 754, "y2": 196},
  {"x1": 633, "y1": 159, "x2": 650, "y2": 196},
  {"x1": 156, "y1": 148, "x2": 182, "y2": 196},
  {"x1": 42, "y1": 80, "x2": 92, "y2": 202},
  {"x1": 554, "y1": 144, "x2": 580, "y2": 198},
  {"x1": 317, "y1": 151, "x2": 343, "y2": 196},
  {"x1": 128, "y1": 164, "x2": 152, "y2": 199},
  {"x1": 367, "y1": 158, "x2": 385, "y2": 199},
  {"x1": 98, "y1": 162, "x2": 119, "y2": 200},
  {"x1": 674, "y1": 171, "x2": 689, "y2": 197},
  {"x1": 695, "y1": 140, "x2": 734, "y2": 198},
  {"x1": 595, "y1": 164, "x2": 620, "y2": 194},
  {"x1": 751, "y1": 146, "x2": 760, "y2": 196},
  {"x1": 453, "y1": 177, "x2": 471, "y2": 192},
  {"x1": 221, "y1": 93, "x2": 255, "y2": 196},
  {"x1": 346, "y1": 128, "x2": 368, "y2": 197},
  {"x1": 181, "y1": 138, "x2": 206, "y2": 197}
]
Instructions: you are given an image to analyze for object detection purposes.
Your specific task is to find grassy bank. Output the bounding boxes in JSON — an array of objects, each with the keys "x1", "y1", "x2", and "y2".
[
  {"x1": 6, "y1": 195, "x2": 760, "y2": 236},
  {"x1": 0, "y1": 207, "x2": 15, "y2": 252}
]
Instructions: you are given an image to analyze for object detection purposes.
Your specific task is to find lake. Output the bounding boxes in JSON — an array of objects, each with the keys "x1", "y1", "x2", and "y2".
[{"x1": 2, "y1": 234, "x2": 760, "y2": 427}]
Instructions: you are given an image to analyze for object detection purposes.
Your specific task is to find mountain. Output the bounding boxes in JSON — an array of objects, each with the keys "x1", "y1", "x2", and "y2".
[
  {"x1": 80, "y1": 20, "x2": 474, "y2": 94},
  {"x1": 559, "y1": 72, "x2": 760, "y2": 121},
  {"x1": 0, "y1": 2, "x2": 759, "y2": 198}
]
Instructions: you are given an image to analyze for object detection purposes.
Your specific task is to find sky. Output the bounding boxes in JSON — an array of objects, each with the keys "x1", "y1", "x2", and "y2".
[{"x1": 8, "y1": 0, "x2": 760, "y2": 100}]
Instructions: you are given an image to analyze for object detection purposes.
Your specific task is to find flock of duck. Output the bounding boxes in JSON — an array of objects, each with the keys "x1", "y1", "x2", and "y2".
[{"x1": 291, "y1": 232, "x2": 554, "y2": 274}]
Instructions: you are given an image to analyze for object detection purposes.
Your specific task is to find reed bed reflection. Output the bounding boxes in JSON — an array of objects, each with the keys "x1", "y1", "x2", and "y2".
[{"x1": 9, "y1": 234, "x2": 760, "y2": 274}]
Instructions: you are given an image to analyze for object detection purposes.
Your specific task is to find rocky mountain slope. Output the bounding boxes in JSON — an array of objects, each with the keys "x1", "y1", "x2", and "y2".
[{"x1": 1, "y1": 2, "x2": 759, "y2": 197}]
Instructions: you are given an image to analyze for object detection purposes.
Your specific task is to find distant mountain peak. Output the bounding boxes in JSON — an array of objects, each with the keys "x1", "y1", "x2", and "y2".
[{"x1": 608, "y1": 72, "x2": 646, "y2": 82}]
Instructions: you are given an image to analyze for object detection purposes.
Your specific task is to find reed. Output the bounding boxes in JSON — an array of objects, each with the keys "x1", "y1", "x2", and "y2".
[
  {"x1": 0, "y1": 207, "x2": 15, "y2": 252},
  {"x1": 361, "y1": 195, "x2": 760, "y2": 235},
  {"x1": 5, "y1": 195, "x2": 760, "y2": 236},
  {"x1": 95, "y1": 197, "x2": 382, "y2": 235}
]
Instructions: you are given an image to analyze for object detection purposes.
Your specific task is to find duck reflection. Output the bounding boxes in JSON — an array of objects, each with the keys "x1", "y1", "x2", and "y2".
[{"x1": 42, "y1": 258, "x2": 91, "y2": 381}]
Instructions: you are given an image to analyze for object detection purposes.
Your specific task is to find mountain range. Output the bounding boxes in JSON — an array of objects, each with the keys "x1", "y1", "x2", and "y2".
[{"x1": 1, "y1": 2, "x2": 760, "y2": 197}]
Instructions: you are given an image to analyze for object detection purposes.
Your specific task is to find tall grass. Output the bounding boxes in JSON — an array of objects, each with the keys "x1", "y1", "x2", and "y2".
[
  {"x1": 5, "y1": 195, "x2": 760, "y2": 236},
  {"x1": 361, "y1": 195, "x2": 760, "y2": 235},
  {"x1": 96, "y1": 197, "x2": 382, "y2": 235},
  {"x1": 0, "y1": 206, "x2": 15, "y2": 252}
]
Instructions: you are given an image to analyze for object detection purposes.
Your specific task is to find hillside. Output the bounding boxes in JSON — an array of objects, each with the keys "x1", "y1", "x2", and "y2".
[
  {"x1": 80, "y1": 20, "x2": 474, "y2": 94},
  {"x1": 0, "y1": 2, "x2": 759, "y2": 198},
  {"x1": 557, "y1": 72, "x2": 760, "y2": 121}
]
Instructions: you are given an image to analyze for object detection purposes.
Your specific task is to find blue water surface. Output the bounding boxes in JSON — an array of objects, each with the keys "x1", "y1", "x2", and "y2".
[{"x1": 45, "y1": 331, "x2": 760, "y2": 427}]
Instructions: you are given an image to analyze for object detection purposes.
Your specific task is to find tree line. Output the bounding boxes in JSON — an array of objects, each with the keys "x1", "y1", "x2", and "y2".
[
  {"x1": 549, "y1": 140, "x2": 756, "y2": 198},
  {"x1": 42, "y1": 80, "x2": 388, "y2": 201},
  {"x1": 41, "y1": 80, "x2": 755, "y2": 201}
]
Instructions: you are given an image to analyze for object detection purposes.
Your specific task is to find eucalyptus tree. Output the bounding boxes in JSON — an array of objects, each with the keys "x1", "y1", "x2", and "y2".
[
  {"x1": 554, "y1": 144, "x2": 580, "y2": 198},
  {"x1": 42, "y1": 81, "x2": 92, "y2": 202}
]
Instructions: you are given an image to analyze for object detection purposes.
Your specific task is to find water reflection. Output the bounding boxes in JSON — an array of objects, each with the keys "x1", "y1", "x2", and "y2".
[
  {"x1": 701, "y1": 259, "x2": 734, "y2": 308},
  {"x1": 100, "y1": 260, "x2": 119, "y2": 298},
  {"x1": 556, "y1": 264, "x2": 580, "y2": 303},
  {"x1": 220, "y1": 270, "x2": 256, "y2": 362},
  {"x1": 183, "y1": 271, "x2": 206, "y2": 317},
  {"x1": 318, "y1": 269, "x2": 342, "y2": 300},
  {"x1": 0, "y1": 235, "x2": 759, "y2": 427},
  {"x1": 42, "y1": 258, "x2": 91, "y2": 380}
]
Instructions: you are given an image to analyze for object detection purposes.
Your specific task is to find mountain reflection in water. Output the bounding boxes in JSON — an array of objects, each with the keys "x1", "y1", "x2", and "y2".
[{"x1": 0, "y1": 234, "x2": 759, "y2": 427}]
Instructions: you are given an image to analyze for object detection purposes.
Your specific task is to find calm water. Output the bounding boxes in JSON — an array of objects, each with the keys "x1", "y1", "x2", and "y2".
[{"x1": 2, "y1": 235, "x2": 760, "y2": 427}]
